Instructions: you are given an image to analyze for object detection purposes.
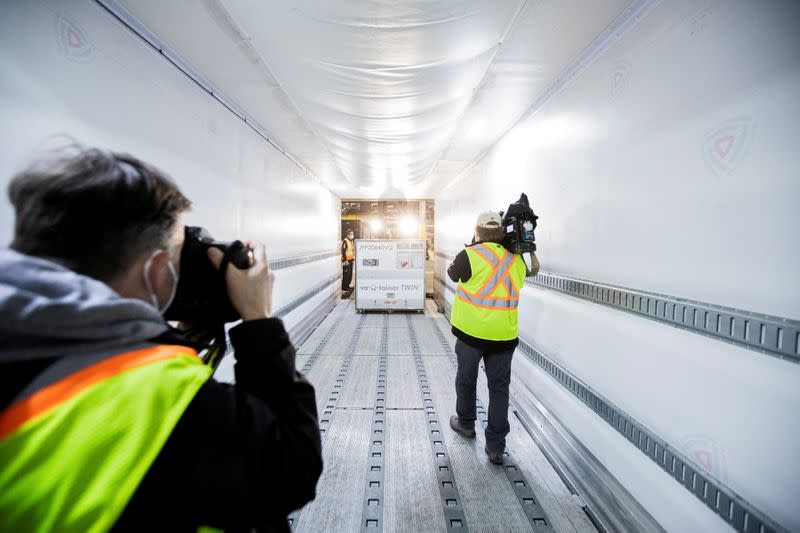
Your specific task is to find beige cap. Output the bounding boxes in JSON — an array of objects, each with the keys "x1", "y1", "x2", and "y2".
[{"x1": 476, "y1": 210, "x2": 502, "y2": 228}]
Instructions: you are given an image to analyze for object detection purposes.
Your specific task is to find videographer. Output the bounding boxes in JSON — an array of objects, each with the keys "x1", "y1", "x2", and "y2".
[
  {"x1": 447, "y1": 211, "x2": 539, "y2": 464},
  {"x1": 0, "y1": 146, "x2": 322, "y2": 532}
]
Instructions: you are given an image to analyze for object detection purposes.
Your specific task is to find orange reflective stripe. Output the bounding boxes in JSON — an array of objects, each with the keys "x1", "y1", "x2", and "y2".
[
  {"x1": 477, "y1": 243, "x2": 502, "y2": 262},
  {"x1": 485, "y1": 253, "x2": 516, "y2": 297},
  {"x1": 456, "y1": 293, "x2": 518, "y2": 311},
  {"x1": 470, "y1": 244, "x2": 500, "y2": 267},
  {"x1": 502, "y1": 277, "x2": 519, "y2": 298},
  {"x1": 459, "y1": 290, "x2": 519, "y2": 301},
  {"x1": 472, "y1": 250, "x2": 509, "y2": 296},
  {"x1": 0, "y1": 345, "x2": 198, "y2": 440},
  {"x1": 508, "y1": 265, "x2": 522, "y2": 292},
  {"x1": 477, "y1": 253, "x2": 515, "y2": 297}
]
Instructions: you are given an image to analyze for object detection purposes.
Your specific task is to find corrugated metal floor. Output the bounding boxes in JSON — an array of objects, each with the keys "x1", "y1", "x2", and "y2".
[{"x1": 291, "y1": 299, "x2": 598, "y2": 533}]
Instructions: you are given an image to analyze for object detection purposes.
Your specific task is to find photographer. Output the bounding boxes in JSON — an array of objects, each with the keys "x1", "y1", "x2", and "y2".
[
  {"x1": 447, "y1": 211, "x2": 539, "y2": 464},
  {"x1": 0, "y1": 147, "x2": 322, "y2": 532}
]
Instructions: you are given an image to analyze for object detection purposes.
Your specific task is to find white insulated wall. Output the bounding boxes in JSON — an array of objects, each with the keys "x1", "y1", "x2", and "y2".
[
  {"x1": 0, "y1": 0, "x2": 342, "y2": 337},
  {"x1": 436, "y1": 1, "x2": 800, "y2": 531}
]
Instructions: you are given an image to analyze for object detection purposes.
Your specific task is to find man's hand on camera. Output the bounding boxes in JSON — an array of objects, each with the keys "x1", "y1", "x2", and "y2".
[
  {"x1": 526, "y1": 251, "x2": 540, "y2": 277},
  {"x1": 208, "y1": 241, "x2": 275, "y2": 321}
]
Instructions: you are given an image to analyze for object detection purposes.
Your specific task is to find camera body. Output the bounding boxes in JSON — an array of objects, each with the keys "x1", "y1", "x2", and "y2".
[
  {"x1": 500, "y1": 193, "x2": 538, "y2": 255},
  {"x1": 164, "y1": 226, "x2": 250, "y2": 325}
]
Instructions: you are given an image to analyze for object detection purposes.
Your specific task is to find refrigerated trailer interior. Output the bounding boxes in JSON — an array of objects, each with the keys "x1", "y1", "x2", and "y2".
[{"x1": 1, "y1": 1, "x2": 798, "y2": 531}]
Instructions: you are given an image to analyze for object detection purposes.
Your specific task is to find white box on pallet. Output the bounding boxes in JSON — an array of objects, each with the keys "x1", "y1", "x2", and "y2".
[{"x1": 355, "y1": 240, "x2": 426, "y2": 311}]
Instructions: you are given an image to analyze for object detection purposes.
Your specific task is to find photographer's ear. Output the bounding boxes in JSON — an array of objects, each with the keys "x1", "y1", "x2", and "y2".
[{"x1": 142, "y1": 249, "x2": 179, "y2": 313}]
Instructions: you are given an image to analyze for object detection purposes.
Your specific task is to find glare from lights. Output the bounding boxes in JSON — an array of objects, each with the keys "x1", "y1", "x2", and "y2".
[
  {"x1": 369, "y1": 218, "x2": 384, "y2": 232},
  {"x1": 398, "y1": 216, "x2": 419, "y2": 237}
]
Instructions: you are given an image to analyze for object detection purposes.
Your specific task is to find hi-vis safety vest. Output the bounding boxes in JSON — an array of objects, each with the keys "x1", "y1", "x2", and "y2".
[
  {"x1": 450, "y1": 242, "x2": 527, "y2": 342},
  {"x1": 343, "y1": 238, "x2": 355, "y2": 261},
  {"x1": 0, "y1": 344, "x2": 212, "y2": 533}
]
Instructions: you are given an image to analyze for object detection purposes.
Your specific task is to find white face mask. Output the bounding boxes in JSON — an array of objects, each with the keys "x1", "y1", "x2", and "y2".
[{"x1": 142, "y1": 249, "x2": 179, "y2": 314}]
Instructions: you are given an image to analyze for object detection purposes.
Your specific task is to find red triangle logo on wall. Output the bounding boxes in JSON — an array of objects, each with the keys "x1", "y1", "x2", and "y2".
[
  {"x1": 67, "y1": 27, "x2": 83, "y2": 48},
  {"x1": 56, "y1": 14, "x2": 94, "y2": 63},
  {"x1": 611, "y1": 62, "x2": 632, "y2": 96},
  {"x1": 683, "y1": 438, "x2": 726, "y2": 482},
  {"x1": 714, "y1": 136, "x2": 735, "y2": 158},
  {"x1": 703, "y1": 119, "x2": 754, "y2": 175},
  {"x1": 695, "y1": 449, "x2": 713, "y2": 472}
]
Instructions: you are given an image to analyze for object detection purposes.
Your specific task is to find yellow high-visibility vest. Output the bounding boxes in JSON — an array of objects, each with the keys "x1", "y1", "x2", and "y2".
[
  {"x1": 0, "y1": 345, "x2": 212, "y2": 532},
  {"x1": 450, "y1": 242, "x2": 526, "y2": 341},
  {"x1": 343, "y1": 238, "x2": 355, "y2": 261}
]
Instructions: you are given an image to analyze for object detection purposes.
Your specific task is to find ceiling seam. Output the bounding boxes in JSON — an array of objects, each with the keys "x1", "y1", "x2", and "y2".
[
  {"x1": 418, "y1": 0, "x2": 530, "y2": 187},
  {"x1": 94, "y1": 0, "x2": 348, "y2": 192},
  {"x1": 439, "y1": 0, "x2": 662, "y2": 194},
  {"x1": 207, "y1": 0, "x2": 353, "y2": 188}
]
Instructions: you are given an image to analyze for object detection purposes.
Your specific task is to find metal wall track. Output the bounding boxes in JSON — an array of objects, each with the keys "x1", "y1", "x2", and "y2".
[
  {"x1": 427, "y1": 317, "x2": 555, "y2": 532},
  {"x1": 219, "y1": 272, "x2": 340, "y2": 383},
  {"x1": 526, "y1": 272, "x2": 800, "y2": 363},
  {"x1": 435, "y1": 251, "x2": 800, "y2": 363},
  {"x1": 269, "y1": 250, "x2": 340, "y2": 271},
  {"x1": 515, "y1": 338, "x2": 785, "y2": 533},
  {"x1": 275, "y1": 274, "x2": 342, "y2": 320},
  {"x1": 433, "y1": 275, "x2": 786, "y2": 533},
  {"x1": 287, "y1": 292, "x2": 340, "y2": 348},
  {"x1": 407, "y1": 315, "x2": 469, "y2": 532},
  {"x1": 298, "y1": 300, "x2": 352, "y2": 375},
  {"x1": 510, "y1": 381, "x2": 665, "y2": 533}
]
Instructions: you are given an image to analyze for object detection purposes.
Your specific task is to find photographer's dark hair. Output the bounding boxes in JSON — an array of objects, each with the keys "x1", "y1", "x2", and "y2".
[
  {"x1": 8, "y1": 145, "x2": 191, "y2": 282},
  {"x1": 475, "y1": 225, "x2": 505, "y2": 243}
]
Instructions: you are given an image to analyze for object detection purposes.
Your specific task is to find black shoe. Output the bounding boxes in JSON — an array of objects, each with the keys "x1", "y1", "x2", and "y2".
[
  {"x1": 449, "y1": 415, "x2": 475, "y2": 439},
  {"x1": 485, "y1": 446, "x2": 504, "y2": 465}
]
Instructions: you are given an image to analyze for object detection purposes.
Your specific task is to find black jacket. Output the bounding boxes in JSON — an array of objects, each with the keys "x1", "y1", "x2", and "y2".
[
  {"x1": 447, "y1": 241, "x2": 519, "y2": 353},
  {"x1": 1, "y1": 318, "x2": 322, "y2": 533}
]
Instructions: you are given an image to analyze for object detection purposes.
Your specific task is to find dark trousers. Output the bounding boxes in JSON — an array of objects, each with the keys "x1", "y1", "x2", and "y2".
[
  {"x1": 342, "y1": 262, "x2": 353, "y2": 291},
  {"x1": 455, "y1": 339, "x2": 514, "y2": 453}
]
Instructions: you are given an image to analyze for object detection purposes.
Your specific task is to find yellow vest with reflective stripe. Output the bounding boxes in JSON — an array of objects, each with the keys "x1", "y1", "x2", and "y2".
[
  {"x1": 450, "y1": 242, "x2": 526, "y2": 341},
  {"x1": 0, "y1": 345, "x2": 212, "y2": 533},
  {"x1": 343, "y1": 238, "x2": 355, "y2": 260}
]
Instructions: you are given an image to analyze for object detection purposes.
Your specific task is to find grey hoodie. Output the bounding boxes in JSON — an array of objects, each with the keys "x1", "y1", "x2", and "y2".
[{"x1": 0, "y1": 247, "x2": 168, "y2": 361}]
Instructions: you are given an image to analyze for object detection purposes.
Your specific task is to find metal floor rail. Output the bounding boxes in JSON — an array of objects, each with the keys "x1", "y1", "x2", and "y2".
[{"x1": 288, "y1": 299, "x2": 597, "y2": 533}]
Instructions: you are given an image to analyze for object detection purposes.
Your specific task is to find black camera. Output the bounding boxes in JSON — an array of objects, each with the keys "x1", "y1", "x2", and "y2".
[
  {"x1": 500, "y1": 193, "x2": 538, "y2": 254},
  {"x1": 164, "y1": 226, "x2": 251, "y2": 326}
]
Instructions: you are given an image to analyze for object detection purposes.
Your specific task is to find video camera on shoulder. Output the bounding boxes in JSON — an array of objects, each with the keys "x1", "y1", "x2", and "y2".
[
  {"x1": 500, "y1": 193, "x2": 538, "y2": 255},
  {"x1": 165, "y1": 226, "x2": 251, "y2": 326}
]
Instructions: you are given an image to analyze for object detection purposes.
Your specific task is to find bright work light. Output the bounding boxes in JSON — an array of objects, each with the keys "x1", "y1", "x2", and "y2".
[
  {"x1": 369, "y1": 218, "x2": 384, "y2": 232},
  {"x1": 398, "y1": 216, "x2": 418, "y2": 236}
]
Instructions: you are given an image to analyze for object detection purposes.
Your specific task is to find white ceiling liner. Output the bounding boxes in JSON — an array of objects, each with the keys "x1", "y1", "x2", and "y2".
[
  {"x1": 113, "y1": 0, "x2": 634, "y2": 198},
  {"x1": 114, "y1": 0, "x2": 349, "y2": 189},
  {"x1": 218, "y1": 0, "x2": 524, "y2": 195},
  {"x1": 434, "y1": 0, "x2": 630, "y2": 169}
]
